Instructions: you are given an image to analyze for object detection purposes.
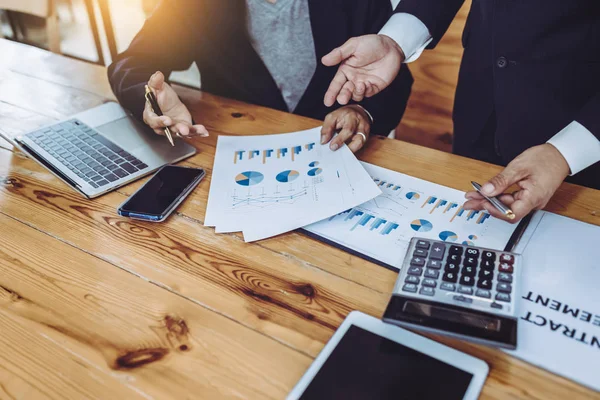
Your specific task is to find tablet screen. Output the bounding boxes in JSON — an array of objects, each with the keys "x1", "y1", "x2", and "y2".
[{"x1": 300, "y1": 325, "x2": 473, "y2": 400}]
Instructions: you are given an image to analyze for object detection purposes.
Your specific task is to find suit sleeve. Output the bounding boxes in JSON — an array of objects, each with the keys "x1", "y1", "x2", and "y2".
[
  {"x1": 394, "y1": 0, "x2": 465, "y2": 48},
  {"x1": 576, "y1": 93, "x2": 600, "y2": 141},
  {"x1": 107, "y1": 0, "x2": 207, "y2": 120}
]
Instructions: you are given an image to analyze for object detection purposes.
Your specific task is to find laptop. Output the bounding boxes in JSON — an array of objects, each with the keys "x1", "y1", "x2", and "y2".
[{"x1": 3, "y1": 102, "x2": 197, "y2": 198}]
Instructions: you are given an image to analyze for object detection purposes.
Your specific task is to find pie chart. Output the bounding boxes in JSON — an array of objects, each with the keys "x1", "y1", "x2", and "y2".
[
  {"x1": 439, "y1": 231, "x2": 458, "y2": 242},
  {"x1": 410, "y1": 219, "x2": 433, "y2": 232},
  {"x1": 276, "y1": 170, "x2": 300, "y2": 183},
  {"x1": 235, "y1": 171, "x2": 264, "y2": 186},
  {"x1": 309, "y1": 161, "x2": 320, "y2": 167},
  {"x1": 308, "y1": 168, "x2": 323, "y2": 176},
  {"x1": 406, "y1": 192, "x2": 420, "y2": 200}
]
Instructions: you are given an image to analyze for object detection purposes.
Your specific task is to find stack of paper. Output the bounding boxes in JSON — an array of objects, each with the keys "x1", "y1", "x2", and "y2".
[
  {"x1": 305, "y1": 163, "x2": 519, "y2": 269},
  {"x1": 205, "y1": 128, "x2": 381, "y2": 241}
]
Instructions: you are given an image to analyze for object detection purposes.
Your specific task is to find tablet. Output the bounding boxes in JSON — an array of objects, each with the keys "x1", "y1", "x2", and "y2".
[{"x1": 287, "y1": 311, "x2": 488, "y2": 400}]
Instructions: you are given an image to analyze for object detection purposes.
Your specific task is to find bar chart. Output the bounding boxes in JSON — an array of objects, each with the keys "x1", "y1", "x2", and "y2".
[
  {"x1": 233, "y1": 142, "x2": 316, "y2": 164},
  {"x1": 328, "y1": 208, "x2": 401, "y2": 236}
]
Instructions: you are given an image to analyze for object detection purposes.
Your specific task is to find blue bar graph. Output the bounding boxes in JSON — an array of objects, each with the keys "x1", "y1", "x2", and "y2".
[
  {"x1": 234, "y1": 150, "x2": 245, "y2": 164},
  {"x1": 370, "y1": 217, "x2": 387, "y2": 231},
  {"x1": 249, "y1": 150, "x2": 260, "y2": 160},
  {"x1": 381, "y1": 222, "x2": 399, "y2": 236},
  {"x1": 477, "y1": 213, "x2": 491, "y2": 224},
  {"x1": 444, "y1": 202, "x2": 458, "y2": 213},
  {"x1": 305, "y1": 143, "x2": 315, "y2": 151},
  {"x1": 393, "y1": 185, "x2": 401, "y2": 191},
  {"x1": 344, "y1": 209, "x2": 364, "y2": 221},
  {"x1": 351, "y1": 214, "x2": 376, "y2": 231},
  {"x1": 422, "y1": 196, "x2": 438, "y2": 208},
  {"x1": 466, "y1": 210, "x2": 481, "y2": 221}
]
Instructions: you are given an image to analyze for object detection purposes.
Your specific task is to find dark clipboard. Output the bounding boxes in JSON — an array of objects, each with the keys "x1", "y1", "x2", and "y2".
[{"x1": 299, "y1": 212, "x2": 534, "y2": 273}]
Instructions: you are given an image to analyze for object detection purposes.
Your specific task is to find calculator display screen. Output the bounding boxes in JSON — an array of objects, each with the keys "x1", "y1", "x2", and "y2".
[{"x1": 403, "y1": 301, "x2": 501, "y2": 331}]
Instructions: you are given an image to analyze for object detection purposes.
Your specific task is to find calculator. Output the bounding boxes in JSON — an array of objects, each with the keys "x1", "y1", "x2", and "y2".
[{"x1": 383, "y1": 237, "x2": 521, "y2": 349}]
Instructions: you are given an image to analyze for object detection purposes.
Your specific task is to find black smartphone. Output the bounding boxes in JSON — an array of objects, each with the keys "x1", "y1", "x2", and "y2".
[{"x1": 118, "y1": 165, "x2": 205, "y2": 222}]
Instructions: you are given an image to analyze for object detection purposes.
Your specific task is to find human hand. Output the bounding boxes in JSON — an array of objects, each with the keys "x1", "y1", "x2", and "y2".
[
  {"x1": 463, "y1": 144, "x2": 570, "y2": 223},
  {"x1": 143, "y1": 71, "x2": 209, "y2": 138},
  {"x1": 322, "y1": 34, "x2": 405, "y2": 107},
  {"x1": 320, "y1": 105, "x2": 372, "y2": 153}
]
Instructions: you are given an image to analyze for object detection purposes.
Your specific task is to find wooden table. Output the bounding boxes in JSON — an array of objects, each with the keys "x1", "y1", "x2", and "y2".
[{"x1": 0, "y1": 39, "x2": 599, "y2": 399}]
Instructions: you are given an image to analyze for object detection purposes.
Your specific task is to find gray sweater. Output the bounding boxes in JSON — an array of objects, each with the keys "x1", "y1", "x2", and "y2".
[{"x1": 246, "y1": 0, "x2": 316, "y2": 112}]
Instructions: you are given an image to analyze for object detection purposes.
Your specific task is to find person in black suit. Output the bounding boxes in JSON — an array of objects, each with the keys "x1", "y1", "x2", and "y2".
[
  {"x1": 108, "y1": 0, "x2": 413, "y2": 153},
  {"x1": 321, "y1": 0, "x2": 600, "y2": 221}
]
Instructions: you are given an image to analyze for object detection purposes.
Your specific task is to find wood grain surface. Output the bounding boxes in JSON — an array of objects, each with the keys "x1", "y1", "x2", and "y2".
[{"x1": 0, "y1": 38, "x2": 599, "y2": 399}]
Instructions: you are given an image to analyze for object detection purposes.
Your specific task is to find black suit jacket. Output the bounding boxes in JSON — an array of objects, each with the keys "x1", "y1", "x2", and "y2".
[
  {"x1": 108, "y1": 0, "x2": 413, "y2": 135},
  {"x1": 396, "y1": 0, "x2": 600, "y2": 188}
]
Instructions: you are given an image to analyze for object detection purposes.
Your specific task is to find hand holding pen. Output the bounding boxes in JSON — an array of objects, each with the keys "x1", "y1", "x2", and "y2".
[{"x1": 142, "y1": 71, "x2": 210, "y2": 141}]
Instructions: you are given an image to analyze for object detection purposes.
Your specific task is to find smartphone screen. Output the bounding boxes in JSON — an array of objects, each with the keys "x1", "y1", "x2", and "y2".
[{"x1": 119, "y1": 166, "x2": 205, "y2": 219}]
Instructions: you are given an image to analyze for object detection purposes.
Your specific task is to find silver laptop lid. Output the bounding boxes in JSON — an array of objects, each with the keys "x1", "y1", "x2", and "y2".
[{"x1": 16, "y1": 102, "x2": 197, "y2": 198}]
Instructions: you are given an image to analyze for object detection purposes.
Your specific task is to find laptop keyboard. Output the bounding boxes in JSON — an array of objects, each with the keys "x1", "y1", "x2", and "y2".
[{"x1": 26, "y1": 119, "x2": 148, "y2": 189}]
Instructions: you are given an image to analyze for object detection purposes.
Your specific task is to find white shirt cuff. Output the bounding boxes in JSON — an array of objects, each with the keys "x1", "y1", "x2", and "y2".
[
  {"x1": 547, "y1": 121, "x2": 600, "y2": 175},
  {"x1": 379, "y1": 13, "x2": 432, "y2": 63}
]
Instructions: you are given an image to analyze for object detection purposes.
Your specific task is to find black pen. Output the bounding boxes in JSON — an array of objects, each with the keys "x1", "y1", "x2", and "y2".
[{"x1": 145, "y1": 85, "x2": 174, "y2": 146}]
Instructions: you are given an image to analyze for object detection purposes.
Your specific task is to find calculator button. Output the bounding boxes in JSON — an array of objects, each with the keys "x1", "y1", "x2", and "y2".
[
  {"x1": 481, "y1": 260, "x2": 495, "y2": 270},
  {"x1": 496, "y1": 293, "x2": 511, "y2": 302},
  {"x1": 403, "y1": 283, "x2": 418, "y2": 293},
  {"x1": 413, "y1": 249, "x2": 428, "y2": 258},
  {"x1": 405, "y1": 276, "x2": 420, "y2": 285},
  {"x1": 445, "y1": 262, "x2": 459, "y2": 273},
  {"x1": 441, "y1": 282, "x2": 456, "y2": 292},
  {"x1": 410, "y1": 257, "x2": 426, "y2": 267},
  {"x1": 422, "y1": 278, "x2": 437, "y2": 288},
  {"x1": 419, "y1": 287, "x2": 435, "y2": 296},
  {"x1": 498, "y1": 273, "x2": 513, "y2": 283},
  {"x1": 464, "y1": 256, "x2": 478, "y2": 268},
  {"x1": 442, "y1": 271, "x2": 458, "y2": 283},
  {"x1": 482, "y1": 251, "x2": 496, "y2": 262},
  {"x1": 477, "y1": 278, "x2": 492, "y2": 290},
  {"x1": 458, "y1": 286, "x2": 473, "y2": 295},
  {"x1": 449, "y1": 245, "x2": 463, "y2": 256},
  {"x1": 453, "y1": 295, "x2": 473, "y2": 304},
  {"x1": 427, "y1": 259, "x2": 442, "y2": 269},
  {"x1": 430, "y1": 243, "x2": 446, "y2": 260},
  {"x1": 500, "y1": 254, "x2": 515, "y2": 264},
  {"x1": 499, "y1": 263, "x2": 514, "y2": 274},
  {"x1": 462, "y1": 266, "x2": 476, "y2": 276},
  {"x1": 497, "y1": 283, "x2": 512, "y2": 293},
  {"x1": 424, "y1": 269, "x2": 440, "y2": 279},
  {"x1": 465, "y1": 248, "x2": 480, "y2": 258},
  {"x1": 448, "y1": 254, "x2": 461, "y2": 263},
  {"x1": 407, "y1": 267, "x2": 423, "y2": 276},
  {"x1": 475, "y1": 289, "x2": 491, "y2": 299},
  {"x1": 459, "y1": 275, "x2": 475, "y2": 287},
  {"x1": 416, "y1": 240, "x2": 430, "y2": 250},
  {"x1": 478, "y1": 269, "x2": 494, "y2": 279},
  {"x1": 490, "y1": 302, "x2": 503, "y2": 310}
]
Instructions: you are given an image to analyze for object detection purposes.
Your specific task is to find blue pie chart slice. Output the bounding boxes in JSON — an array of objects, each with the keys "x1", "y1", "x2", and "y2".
[
  {"x1": 308, "y1": 168, "x2": 323, "y2": 176},
  {"x1": 309, "y1": 161, "x2": 320, "y2": 167},
  {"x1": 439, "y1": 231, "x2": 458, "y2": 242},
  {"x1": 235, "y1": 171, "x2": 264, "y2": 186},
  {"x1": 276, "y1": 170, "x2": 300, "y2": 183},
  {"x1": 410, "y1": 219, "x2": 433, "y2": 232}
]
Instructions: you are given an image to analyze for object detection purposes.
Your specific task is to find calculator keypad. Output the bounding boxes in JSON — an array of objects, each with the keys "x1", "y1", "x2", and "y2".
[{"x1": 395, "y1": 238, "x2": 520, "y2": 316}]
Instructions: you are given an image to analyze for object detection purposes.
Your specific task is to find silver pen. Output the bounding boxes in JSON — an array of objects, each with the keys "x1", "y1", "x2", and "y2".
[{"x1": 471, "y1": 181, "x2": 516, "y2": 220}]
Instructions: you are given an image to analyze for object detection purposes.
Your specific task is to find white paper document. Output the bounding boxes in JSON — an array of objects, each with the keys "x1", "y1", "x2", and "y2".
[
  {"x1": 508, "y1": 211, "x2": 600, "y2": 392},
  {"x1": 304, "y1": 163, "x2": 519, "y2": 269},
  {"x1": 205, "y1": 128, "x2": 381, "y2": 241}
]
